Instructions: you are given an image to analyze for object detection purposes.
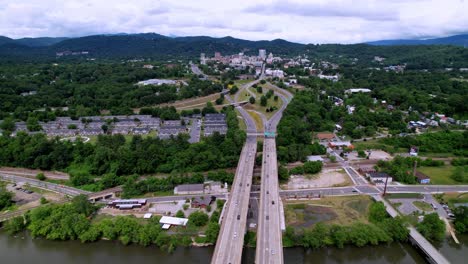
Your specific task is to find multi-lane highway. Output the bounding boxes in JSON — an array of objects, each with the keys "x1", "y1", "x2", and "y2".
[
  {"x1": 211, "y1": 79, "x2": 259, "y2": 264},
  {"x1": 256, "y1": 137, "x2": 283, "y2": 264},
  {"x1": 255, "y1": 81, "x2": 292, "y2": 264},
  {"x1": 211, "y1": 137, "x2": 257, "y2": 264}
]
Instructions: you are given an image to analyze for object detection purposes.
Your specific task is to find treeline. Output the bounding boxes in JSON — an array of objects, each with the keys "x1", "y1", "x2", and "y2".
[
  {"x1": 377, "y1": 156, "x2": 443, "y2": 184},
  {"x1": 283, "y1": 202, "x2": 409, "y2": 248},
  {"x1": 0, "y1": 186, "x2": 13, "y2": 211},
  {"x1": 3, "y1": 195, "x2": 220, "y2": 252},
  {"x1": 0, "y1": 61, "x2": 223, "y2": 120},
  {"x1": 381, "y1": 131, "x2": 468, "y2": 156},
  {"x1": 0, "y1": 107, "x2": 245, "y2": 190}
]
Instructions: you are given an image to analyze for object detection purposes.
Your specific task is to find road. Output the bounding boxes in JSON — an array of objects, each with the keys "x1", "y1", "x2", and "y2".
[
  {"x1": 210, "y1": 137, "x2": 257, "y2": 264},
  {"x1": 0, "y1": 173, "x2": 91, "y2": 197},
  {"x1": 377, "y1": 185, "x2": 468, "y2": 193},
  {"x1": 188, "y1": 118, "x2": 201, "y2": 143},
  {"x1": 211, "y1": 78, "x2": 258, "y2": 264},
  {"x1": 255, "y1": 80, "x2": 291, "y2": 264},
  {"x1": 256, "y1": 138, "x2": 283, "y2": 264},
  {"x1": 190, "y1": 63, "x2": 208, "y2": 79}
]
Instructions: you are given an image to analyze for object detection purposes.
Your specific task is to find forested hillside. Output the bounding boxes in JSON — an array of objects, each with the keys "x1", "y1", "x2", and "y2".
[{"x1": 1, "y1": 33, "x2": 467, "y2": 69}]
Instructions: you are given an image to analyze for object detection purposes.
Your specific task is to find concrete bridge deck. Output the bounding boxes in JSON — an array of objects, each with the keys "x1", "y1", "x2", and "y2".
[{"x1": 373, "y1": 195, "x2": 450, "y2": 264}]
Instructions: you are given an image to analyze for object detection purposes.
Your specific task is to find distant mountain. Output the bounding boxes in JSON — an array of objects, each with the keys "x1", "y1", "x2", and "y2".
[
  {"x1": 366, "y1": 34, "x2": 468, "y2": 46},
  {"x1": 0, "y1": 36, "x2": 13, "y2": 46},
  {"x1": 0, "y1": 36, "x2": 68, "y2": 47},
  {"x1": 0, "y1": 33, "x2": 304, "y2": 60},
  {"x1": 0, "y1": 33, "x2": 467, "y2": 69},
  {"x1": 15, "y1": 37, "x2": 69, "y2": 47}
]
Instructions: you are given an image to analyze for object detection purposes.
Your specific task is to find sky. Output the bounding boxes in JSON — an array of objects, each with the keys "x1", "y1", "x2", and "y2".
[{"x1": 0, "y1": 0, "x2": 467, "y2": 44}]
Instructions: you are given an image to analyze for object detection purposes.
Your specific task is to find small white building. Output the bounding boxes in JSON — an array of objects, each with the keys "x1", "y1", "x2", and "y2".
[
  {"x1": 307, "y1": 155, "x2": 324, "y2": 162},
  {"x1": 159, "y1": 216, "x2": 189, "y2": 229},
  {"x1": 345, "y1": 88, "x2": 371, "y2": 94},
  {"x1": 143, "y1": 213, "x2": 152, "y2": 219}
]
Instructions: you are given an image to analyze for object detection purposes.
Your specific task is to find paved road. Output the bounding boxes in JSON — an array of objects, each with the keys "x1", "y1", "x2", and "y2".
[
  {"x1": 377, "y1": 185, "x2": 468, "y2": 193},
  {"x1": 188, "y1": 118, "x2": 201, "y2": 143},
  {"x1": 211, "y1": 137, "x2": 257, "y2": 264},
  {"x1": 255, "y1": 81, "x2": 291, "y2": 264},
  {"x1": 343, "y1": 167, "x2": 369, "y2": 185},
  {"x1": 0, "y1": 173, "x2": 90, "y2": 197},
  {"x1": 190, "y1": 63, "x2": 208, "y2": 80},
  {"x1": 211, "y1": 77, "x2": 258, "y2": 264},
  {"x1": 256, "y1": 138, "x2": 283, "y2": 264}
]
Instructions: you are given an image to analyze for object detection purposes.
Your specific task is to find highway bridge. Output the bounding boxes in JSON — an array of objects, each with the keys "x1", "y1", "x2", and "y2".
[
  {"x1": 211, "y1": 79, "x2": 258, "y2": 264},
  {"x1": 256, "y1": 137, "x2": 284, "y2": 264}
]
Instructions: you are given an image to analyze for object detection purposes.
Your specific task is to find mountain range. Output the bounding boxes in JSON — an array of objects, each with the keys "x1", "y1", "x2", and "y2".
[
  {"x1": 0, "y1": 33, "x2": 467, "y2": 65},
  {"x1": 366, "y1": 34, "x2": 468, "y2": 46}
]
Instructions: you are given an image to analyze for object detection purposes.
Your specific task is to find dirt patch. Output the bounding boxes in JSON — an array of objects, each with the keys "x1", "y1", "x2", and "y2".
[{"x1": 284, "y1": 169, "x2": 352, "y2": 189}]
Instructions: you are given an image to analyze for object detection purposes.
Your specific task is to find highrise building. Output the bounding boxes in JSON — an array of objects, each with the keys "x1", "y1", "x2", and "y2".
[
  {"x1": 200, "y1": 53, "x2": 206, "y2": 65},
  {"x1": 259, "y1": 49, "x2": 266, "y2": 60}
]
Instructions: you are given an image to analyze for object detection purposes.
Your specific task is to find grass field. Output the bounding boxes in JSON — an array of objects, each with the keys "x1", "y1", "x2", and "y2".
[
  {"x1": 436, "y1": 192, "x2": 468, "y2": 207},
  {"x1": 413, "y1": 201, "x2": 433, "y2": 212},
  {"x1": 239, "y1": 85, "x2": 284, "y2": 119},
  {"x1": 285, "y1": 195, "x2": 372, "y2": 228},
  {"x1": 418, "y1": 166, "x2": 458, "y2": 185},
  {"x1": 247, "y1": 110, "x2": 264, "y2": 132},
  {"x1": 385, "y1": 193, "x2": 423, "y2": 199},
  {"x1": 353, "y1": 139, "x2": 406, "y2": 153}
]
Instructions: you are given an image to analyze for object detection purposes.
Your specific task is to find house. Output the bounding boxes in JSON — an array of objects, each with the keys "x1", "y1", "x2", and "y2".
[
  {"x1": 159, "y1": 216, "x2": 188, "y2": 229},
  {"x1": 315, "y1": 132, "x2": 335, "y2": 142},
  {"x1": 358, "y1": 165, "x2": 376, "y2": 174},
  {"x1": 367, "y1": 172, "x2": 392, "y2": 185},
  {"x1": 174, "y1": 184, "x2": 204, "y2": 195},
  {"x1": 415, "y1": 171, "x2": 430, "y2": 184},
  {"x1": 191, "y1": 196, "x2": 215, "y2": 209}
]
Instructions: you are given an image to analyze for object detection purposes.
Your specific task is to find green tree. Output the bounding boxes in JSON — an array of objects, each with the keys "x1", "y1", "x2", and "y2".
[
  {"x1": 369, "y1": 202, "x2": 388, "y2": 223},
  {"x1": 453, "y1": 206, "x2": 468, "y2": 234},
  {"x1": 188, "y1": 211, "x2": 209, "y2": 227},
  {"x1": 26, "y1": 116, "x2": 42, "y2": 131},
  {"x1": 249, "y1": 96, "x2": 255, "y2": 104},
  {"x1": 0, "y1": 187, "x2": 13, "y2": 211},
  {"x1": 303, "y1": 161, "x2": 323, "y2": 174},
  {"x1": 260, "y1": 95, "x2": 267, "y2": 106},
  {"x1": 278, "y1": 165, "x2": 290, "y2": 181},
  {"x1": 175, "y1": 210, "x2": 185, "y2": 218},
  {"x1": 0, "y1": 117, "x2": 15, "y2": 134},
  {"x1": 205, "y1": 222, "x2": 220, "y2": 243},
  {"x1": 36, "y1": 172, "x2": 46, "y2": 181},
  {"x1": 417, "y1": 213, "x2": 445, "y2": 242},
  {"x1": 4, "y1": 216, "x2": 26, "y2": 235}
]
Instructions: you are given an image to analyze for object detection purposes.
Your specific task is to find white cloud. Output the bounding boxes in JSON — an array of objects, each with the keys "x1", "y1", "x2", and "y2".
[{"x1": 0, "y1": 0, "x2": 466, "y2": 43}]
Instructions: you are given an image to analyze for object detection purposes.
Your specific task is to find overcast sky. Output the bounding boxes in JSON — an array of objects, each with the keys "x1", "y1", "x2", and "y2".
[{"x1": 0, "y1": 0, "x2": 467, "y2": 44}]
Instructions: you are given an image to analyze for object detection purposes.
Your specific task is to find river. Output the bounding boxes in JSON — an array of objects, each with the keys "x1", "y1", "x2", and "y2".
[{"x1": 0, "y1": 230, "x2": 465, "y2": 263}]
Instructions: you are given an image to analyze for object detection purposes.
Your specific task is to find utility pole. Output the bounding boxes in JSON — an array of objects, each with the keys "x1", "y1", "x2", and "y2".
[{"x1": 383, "y1": 173, "x2": 390, "y2": 196}]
